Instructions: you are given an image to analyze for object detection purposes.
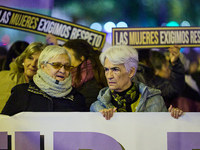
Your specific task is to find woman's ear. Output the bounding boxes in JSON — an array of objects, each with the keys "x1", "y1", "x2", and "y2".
[
  {"x1": 155, "y1": 69, "x2": 159, "y2": 76},
  {"x1": 41, "y1": 64, "x2": 45, "y2": 70},
  {"x1": 80, "y1": 56, "x2": 85, "y2": 62},
  {"x1": 129, "y1": 67, "x2": 135, "y2": 78}
]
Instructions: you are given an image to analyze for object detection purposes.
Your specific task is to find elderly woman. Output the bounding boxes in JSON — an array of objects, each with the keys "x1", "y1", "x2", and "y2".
[
  {"x1": 90, "y1": 45, "x2": 183, "y2": 120},
  {"x1": 1, "y1": 45, "x2": 88, "y2": 116},
  {"x1": 0, "y1": 42, "x2": 45, "y2": 112}
]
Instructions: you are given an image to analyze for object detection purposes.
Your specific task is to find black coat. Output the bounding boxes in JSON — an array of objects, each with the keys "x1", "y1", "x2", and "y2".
[
  {"x1": 76, "y1": 78, "x2": 101, "y2": 109},
  {"x1": 1, "y1": 80, "x2": 88, "y2": 116},
  {"x1": 134, "y1": 58, "x2": 185, "y2": 108}
]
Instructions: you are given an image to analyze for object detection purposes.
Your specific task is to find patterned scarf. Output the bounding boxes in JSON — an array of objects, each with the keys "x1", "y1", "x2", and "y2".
[
  {"x1": 111, "y1": 83, "x2": 140, "y2": 112},
  {"x1": 33, "y1": 69, "x2": 72, "y2": 98}
]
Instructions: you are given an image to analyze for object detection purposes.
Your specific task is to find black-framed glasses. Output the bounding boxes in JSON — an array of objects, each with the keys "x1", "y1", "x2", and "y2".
[{"x1": 46, "y1": 62, "x2": 74, "y2": 71}]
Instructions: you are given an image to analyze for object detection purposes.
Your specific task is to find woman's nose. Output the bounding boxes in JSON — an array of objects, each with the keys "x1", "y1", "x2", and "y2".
[
  {"x1": 107, "y1": 70, "x2": 114, "y2": 79},
  {"x1": 59, "y1": 66, "x2": 66, "y2": 73},
  {"x1": 31, "y1": 60, "x2": 37, "y2": 67}
]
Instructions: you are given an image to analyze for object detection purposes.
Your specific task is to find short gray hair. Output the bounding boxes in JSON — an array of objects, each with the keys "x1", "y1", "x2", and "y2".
[
  {"x1": 38, "y1": 45, "x2": 71, "y2": 69},
  {"x1": 100, "y1": 45, "x2": 138, "y2": 76}
]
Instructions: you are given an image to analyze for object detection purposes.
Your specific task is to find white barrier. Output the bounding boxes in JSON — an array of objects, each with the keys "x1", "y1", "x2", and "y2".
[{"x1": 0, "y1": 112, "x2": 200, "y2": 150}]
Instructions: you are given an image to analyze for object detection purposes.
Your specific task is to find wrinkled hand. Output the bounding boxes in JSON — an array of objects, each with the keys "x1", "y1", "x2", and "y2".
[
  {"x1": 99, "y1": 108, "x2": 117, "y2": 120},
  {"x1": 46, "y1": 34, "x2": 58, "y2": 45},
  {"x1": 168, "y1": 45, "x2": 181, "y2": 65},
  {"x1": 168, "y1": 105, "x2": 183, "y2": 119}
]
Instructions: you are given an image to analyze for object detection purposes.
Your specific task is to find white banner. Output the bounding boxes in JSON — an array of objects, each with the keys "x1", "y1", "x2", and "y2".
[{"x1": 0, "y1": 112, "x2": 200, "y2": 150}]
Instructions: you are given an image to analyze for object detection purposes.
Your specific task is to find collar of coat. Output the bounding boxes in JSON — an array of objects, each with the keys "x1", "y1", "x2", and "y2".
[{"x1": 27, "y1": 80, "x2": 74, "y2": 101}]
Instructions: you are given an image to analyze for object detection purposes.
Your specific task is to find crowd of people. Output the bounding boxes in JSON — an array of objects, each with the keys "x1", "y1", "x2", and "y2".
[{"x1": 1, "y1": 33, "x2": 200, "y2": 120}]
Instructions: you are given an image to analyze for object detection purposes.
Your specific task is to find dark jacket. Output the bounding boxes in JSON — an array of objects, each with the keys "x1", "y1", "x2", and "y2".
[
  {"x1": 134, "y1": 63, "x2": 155, "y2": 87},
  {"x1": 134, "y1": 58, "x2": 185, "y2": 108},
  {"x1": 152, "y1": 59, "x2": 185, "y2": 98},
  {"x1": 1, "y1": 80, "x2": 88, "y2": 116},
  {"x1": 76, "y1": 78, "x2": 101, "y2": 109},
  {"x1": 191, "y1": 71, "x2": 200, "y2": 91}
]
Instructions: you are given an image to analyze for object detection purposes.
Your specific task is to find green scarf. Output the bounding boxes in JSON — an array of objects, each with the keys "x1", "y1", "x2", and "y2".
[{"x1": 111, "y1": 83, "x2": 140, "y2": 112}]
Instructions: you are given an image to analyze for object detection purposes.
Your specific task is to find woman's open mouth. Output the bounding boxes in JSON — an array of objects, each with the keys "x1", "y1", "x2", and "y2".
[{"x1": 56, "y1": 75, "x2": 64, "y2": 78}]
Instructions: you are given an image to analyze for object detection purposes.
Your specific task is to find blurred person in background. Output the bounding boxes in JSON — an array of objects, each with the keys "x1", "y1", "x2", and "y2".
[
  {"x1": 151, "y1": 49, "x2": 200, "y2": 112},
  {"x1": 0, "y1": 46, "x2": 7, "y2": 71},
  {"x1": 63, "y1": 39, "x2": 107, "y2": 109},
  {"x1": 133, "y1": 48, "x2": 155, "y2": 87},
  {"x1": 150, "y1": 46, "x2": 185, "y2": 108},
  {"x1": 134, "y1": 45, "x2": 185, "y2": 109},
  {"x1": 3, "y1": 41, "x2": 29, "y2": 70},
  {"x1": 1, "y1": 45, "x2": 87, "y2": 116},
  {"x1": 191, "y1": 54, "x2": 200, "y2": 91},
  {"x1": 0, "y1": 42, "x2": 45, "y2": 112},
  {"x1": 189, "y1": 61, "x2": 198, "y2": 75}
]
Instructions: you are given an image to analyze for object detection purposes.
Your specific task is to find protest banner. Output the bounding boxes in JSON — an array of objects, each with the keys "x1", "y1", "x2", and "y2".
[
  {"x1": 0, "y1": 112, "x2": 200, "y2": 150},
  {"x1": 112, "y1": 27, "x2": 200, "y2": 48},
  {"x1": 0, "y1": 5, "x2": 107, "y2": 50}
]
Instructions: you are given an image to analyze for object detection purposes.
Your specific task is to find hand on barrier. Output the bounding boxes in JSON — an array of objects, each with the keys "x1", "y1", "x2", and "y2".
[
  {"x1": 99, "y1": 107, "x2": 117, "y2": 120},
  {"x1": 168, "y1": 105, "x2": 183, "y2": 119}
]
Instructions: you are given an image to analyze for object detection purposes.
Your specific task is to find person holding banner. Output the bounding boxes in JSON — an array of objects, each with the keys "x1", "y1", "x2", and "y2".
[
  {"x1": 1, "y1": 45, "x2": 88, "y2": 116},
  {"x1": 90, "y1": 45, "x2": 183, "y2": 120},
  {"x1": 134, "y1": 45, "x2": 185, "y2": 109},
  {"x1": 151, "y1": 50, "x2": 200, "y2": 111},
  {"x1": 0, "y1": 42, "x2": 45, "y2": 113},
  {"x1": 63, "y1": 39, "x2": 107, "y2": 109},
  {"x1": 46, "y1": 34, "x2": 58, "y2": 45}
]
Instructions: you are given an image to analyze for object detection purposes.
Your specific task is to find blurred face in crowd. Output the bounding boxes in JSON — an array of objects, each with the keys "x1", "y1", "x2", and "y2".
[
  {"x1": 41, "y1": 54, "x2": 72, "y2": 81},
  {"x1": 63, "y1": 47, "x2": 84, "y2": 68},
  {"x1": 104, "y1": 58, "x2": 134, "y2": 92},
  {"x1": 23, "y1": 52, "x2": 41, "y2": 82},
  {"x1": 155, "y1": 62, "x2": 171, "y2": 79},
  {"x1": 189, "y1": 61, "x2": 198, "y2": 74}
]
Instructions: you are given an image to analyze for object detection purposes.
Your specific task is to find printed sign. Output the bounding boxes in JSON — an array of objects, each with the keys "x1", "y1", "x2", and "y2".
[
  {"x1": 0, "y1": 5, "x2": 107, "y2": 50},
  {"x1": 0, "y1": 112, "x2": 200, "y2": 150},
  {"x1": 112, "y1": 27, "x2": 200, "y2": 48}
]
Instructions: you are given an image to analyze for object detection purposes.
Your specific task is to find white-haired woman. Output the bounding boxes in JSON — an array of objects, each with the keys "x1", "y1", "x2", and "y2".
[
  {"x1": 2, "y1": 45, "x2": 88, "y2": 116},
  {"x1": 90, "y1": 45, "x2": 183, "y2": 120}
]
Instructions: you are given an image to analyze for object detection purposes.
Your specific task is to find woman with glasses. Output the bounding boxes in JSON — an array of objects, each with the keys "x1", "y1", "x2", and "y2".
[{"x1": 1, "y1": 45, "x2": 88, "y2": 116}]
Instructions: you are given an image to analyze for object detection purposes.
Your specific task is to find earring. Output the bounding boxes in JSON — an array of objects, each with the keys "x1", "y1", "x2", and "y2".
[{"x1": 22, "y1": 63, "x2": 24, "y2": 66}]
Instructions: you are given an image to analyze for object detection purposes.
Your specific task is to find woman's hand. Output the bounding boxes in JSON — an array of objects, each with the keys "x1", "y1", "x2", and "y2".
[
  {"x1": 168, "y1": 45, "x2": 181, "y2": 65},
  {"x1": 99, "y1": 107, "x2": 117, "y2": 120},
  {"x1": 46, "y1": 34, "x2": 58, "y2": 45},
  {"x1": 168, "y1": 105, "x2": 183, "y2": 119}
]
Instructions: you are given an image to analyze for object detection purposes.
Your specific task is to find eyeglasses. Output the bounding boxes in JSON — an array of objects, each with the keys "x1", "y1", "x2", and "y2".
[{"x1": 46, "y1": 62, "x2": 74, "y2": 71}]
